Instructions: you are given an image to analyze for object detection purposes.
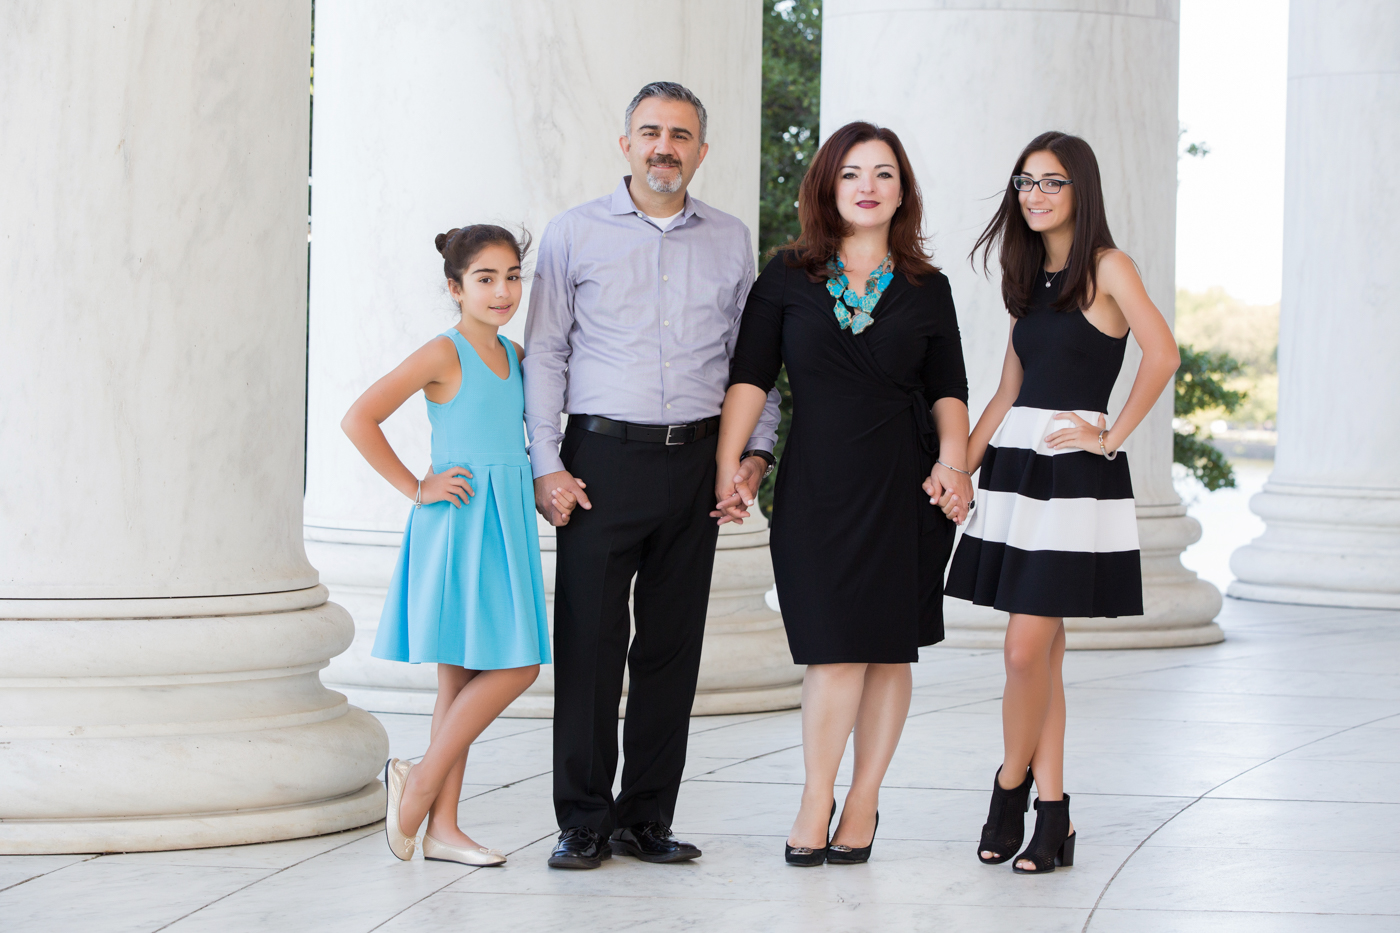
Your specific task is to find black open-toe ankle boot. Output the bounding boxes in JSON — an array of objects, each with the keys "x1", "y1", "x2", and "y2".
[
  {"x1": 785, "y1": 800, "x2": 836, "y2": 867},
  {"x1": 977, "y1": 766, "x2": 1032, "y2": 864},
  {"x1": 1012, "y1": 794, "x2": 1075, "y2": 874}
]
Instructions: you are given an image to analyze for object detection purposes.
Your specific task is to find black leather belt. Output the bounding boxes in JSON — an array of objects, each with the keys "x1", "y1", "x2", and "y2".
[{"x1": 576, "y1": 414, "x2": 720, "y2": 446}]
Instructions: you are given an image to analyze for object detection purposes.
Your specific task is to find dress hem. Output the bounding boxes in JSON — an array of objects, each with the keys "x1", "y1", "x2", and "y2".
[{"x1": 370, "y1": 651, "x2": 551, "y2": 670}]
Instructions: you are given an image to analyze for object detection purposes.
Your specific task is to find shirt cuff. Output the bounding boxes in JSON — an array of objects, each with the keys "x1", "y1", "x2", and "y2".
[
  {"x1": 528, "y1": 443, "x2": 566, "y2": 479},
  {"x1": 742, "y1": 435, "x2": 776, "y2": 455}
]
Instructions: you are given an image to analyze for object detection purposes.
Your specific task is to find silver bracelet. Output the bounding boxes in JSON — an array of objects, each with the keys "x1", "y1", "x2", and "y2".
[
  {"x1": 1098, "y1": 429, "x2": 1119, "y2": 460},
  {"x1": 414, "y1": 480, "x2": 423, "y2": 509},
  {"x1": 936, "y1": 459, "x2": 972, "y2": 476}
]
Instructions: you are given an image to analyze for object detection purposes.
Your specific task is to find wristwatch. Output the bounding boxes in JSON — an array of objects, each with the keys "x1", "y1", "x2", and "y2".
[{"x1": 741, "y1": 448, "x2": 776, "y2": 478}]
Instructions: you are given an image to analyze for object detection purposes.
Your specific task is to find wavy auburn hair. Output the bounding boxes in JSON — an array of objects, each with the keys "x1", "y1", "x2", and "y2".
[
  {"x1": 970, "y1": 131, "x2": 1116, "y2": 317},
  {"x1": 780, "y1": 121, "x2": 939, "y2": 283}
]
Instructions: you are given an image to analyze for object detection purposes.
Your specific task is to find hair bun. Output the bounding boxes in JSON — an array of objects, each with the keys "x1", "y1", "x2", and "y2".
[{"x1": 435, "y1": 223, "x2": 530, "y2": 290}]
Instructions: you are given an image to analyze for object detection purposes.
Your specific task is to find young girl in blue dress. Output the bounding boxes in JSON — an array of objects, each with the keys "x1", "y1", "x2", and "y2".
[{"x1": 342, "y1": 225, "x2": 550, "y2": 867}]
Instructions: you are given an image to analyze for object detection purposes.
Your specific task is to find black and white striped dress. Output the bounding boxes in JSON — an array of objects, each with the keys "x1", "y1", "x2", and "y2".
[{"x1": 944, "y1": 278, "x2": 1143, "y2": 618}]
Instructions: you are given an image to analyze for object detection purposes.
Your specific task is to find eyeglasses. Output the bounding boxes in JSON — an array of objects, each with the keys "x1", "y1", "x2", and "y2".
[{"x1": 1012, "y1": 176, "x2": 1073, "y2": 194}]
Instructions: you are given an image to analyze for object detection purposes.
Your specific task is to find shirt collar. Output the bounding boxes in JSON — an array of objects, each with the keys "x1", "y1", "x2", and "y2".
[{"x1": 611, "y1": 176, "x2": 705, "y2": 224}]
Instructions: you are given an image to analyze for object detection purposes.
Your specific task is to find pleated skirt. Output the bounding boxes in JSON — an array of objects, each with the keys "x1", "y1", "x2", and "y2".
[
  {"x1": 372, "y1": 457, "x2": 551, "y2": 669},
  {"x1": 945, "y1": 406, "x2": 1144, "y2": 618}
]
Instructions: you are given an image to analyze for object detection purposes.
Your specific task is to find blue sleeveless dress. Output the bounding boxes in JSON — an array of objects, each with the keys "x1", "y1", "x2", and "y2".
[{"x1": 372, "y1": 330, "x2": 551, "y2": 669}]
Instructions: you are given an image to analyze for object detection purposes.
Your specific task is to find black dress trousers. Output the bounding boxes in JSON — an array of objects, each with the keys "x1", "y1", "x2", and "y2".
[{"x1": 552, "y1": 419, "x2": 720, "y2": 833}]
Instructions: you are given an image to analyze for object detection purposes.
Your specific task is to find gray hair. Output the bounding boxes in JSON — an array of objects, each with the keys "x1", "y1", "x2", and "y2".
[{"x1": 623, "y1": 81, "x2": 708, "y2": 145}]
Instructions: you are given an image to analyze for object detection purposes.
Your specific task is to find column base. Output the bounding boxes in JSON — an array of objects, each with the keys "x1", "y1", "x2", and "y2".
[
  {"x1": 941, "y1": 604, "x2": 1224, "y2": 650},
  {"x1": 942, "y1": 509, "x2": 1224, "y2": 650},
  {"x1": 0, "y1": 781, "x2": 384, "y2": 856},
  {"x1": 0, "y1": 587, "x2": 389, "y2": 854},
  {"x1": 1229, "y1": 481, "x2": 1400, "y2": 609},
  {"x1": 1227, "y1": 581, "x2": 1400, "y2": 610}
]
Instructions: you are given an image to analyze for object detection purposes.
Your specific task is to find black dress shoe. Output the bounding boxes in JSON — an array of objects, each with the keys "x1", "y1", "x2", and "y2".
[
  {"x1": 610, "y1": 822, "x2": 702, "y2": 863},
  {"x1": 785, "y1": 800, "x2": 835, "y2": 867},
  {"x1": 827, "y1": 811, "x2": 879, "y2": 865},
  {"x1": 547, "y1": 826, "x2": 612, "y2": 870}
]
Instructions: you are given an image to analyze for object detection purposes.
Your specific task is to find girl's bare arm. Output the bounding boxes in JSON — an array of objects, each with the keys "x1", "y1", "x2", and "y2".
[
  {"x1": 1096, "y1": 251, "x2": 1179, "y2": 452},
  {"x1": 967, "y1": 321, "x2": 1024, "y2": 473},
  {"x1": 342, "y1": 337, "x2": 475, "y2": 506}
]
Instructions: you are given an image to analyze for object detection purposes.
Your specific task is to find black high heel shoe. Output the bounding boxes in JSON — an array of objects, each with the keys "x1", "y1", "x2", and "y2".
[
  {"x1": 1012, "y1": 794, "x2": 1075, "y2": 874},
  {"x1": 978, "y1": 766, "x2": 1033, "y2": 864},
  {"x1": 785, "y1": 801, "x2": 835, "y2": 867},
  {"x1": 827, "y1": 811, "x2": 879, "y2": 865}
]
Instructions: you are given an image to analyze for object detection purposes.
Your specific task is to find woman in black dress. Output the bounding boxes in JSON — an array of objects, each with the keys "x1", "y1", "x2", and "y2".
[
  {"x1": 944, "y1": 132, "x2": 1179, "y2": 873},
  {"x1": 715, "y1": 122, "x2": 972, "y2": 866}
]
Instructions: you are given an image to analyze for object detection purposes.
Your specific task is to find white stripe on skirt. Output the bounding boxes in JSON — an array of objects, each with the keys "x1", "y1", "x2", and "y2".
[
  {"x1": 966, "y1": 489, "x2": 1140, "y2": 554},
  {"x1": 990, "y1": 406, "x2": 1108, "y2": 457}
]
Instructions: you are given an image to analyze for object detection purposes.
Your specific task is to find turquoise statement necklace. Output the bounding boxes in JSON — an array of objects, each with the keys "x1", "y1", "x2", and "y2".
[{"x1": 826, "y1": 254, "x2": 894, "y2": 334}]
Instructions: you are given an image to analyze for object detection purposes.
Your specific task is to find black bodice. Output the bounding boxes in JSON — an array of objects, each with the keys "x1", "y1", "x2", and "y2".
[{"x1": 1012, "y1": 277, "x2": 1128, "y2": 413}]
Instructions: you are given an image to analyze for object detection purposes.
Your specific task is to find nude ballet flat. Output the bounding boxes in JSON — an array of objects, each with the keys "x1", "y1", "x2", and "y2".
[
  {"x1": 384, "y1": 758, "x2": 422, "y2": 861},
  {"x1": 423, "y1": 834, "x2": 507, "y2": 867}
]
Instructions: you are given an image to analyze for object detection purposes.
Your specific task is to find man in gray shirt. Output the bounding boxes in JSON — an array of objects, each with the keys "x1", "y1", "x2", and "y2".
[{"x1": 524, "y1": 81, "x2": 780, "y2": 870}]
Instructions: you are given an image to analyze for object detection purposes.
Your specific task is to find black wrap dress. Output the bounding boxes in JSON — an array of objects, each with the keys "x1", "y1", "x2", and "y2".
[{"x1": 730, "y1": 252, "x2": 969, "y2": 664}]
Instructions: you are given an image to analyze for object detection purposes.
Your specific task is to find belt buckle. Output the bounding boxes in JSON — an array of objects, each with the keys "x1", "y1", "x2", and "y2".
[{"x1": 664, "y1": 424, "x2": 687, "y2": 445}]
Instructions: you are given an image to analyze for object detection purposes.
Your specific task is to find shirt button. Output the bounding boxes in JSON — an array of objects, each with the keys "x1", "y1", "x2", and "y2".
[
  {"x1": 664, "y1": 361, "x2": 670, "y2": 367},
  {"x1": 663, "y1": 320, "x2": 670, "y2": 327},
  {"x1": 663, "y1": 275, "x2": 669, "y2": 282},
  {"x1": 666, "y1": 403, "x2": 672, "y2": 410}
]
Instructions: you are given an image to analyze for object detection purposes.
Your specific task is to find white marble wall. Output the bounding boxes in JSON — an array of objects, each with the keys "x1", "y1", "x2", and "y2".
[
  {"x1": 307, "y1": 0, "x2": 802, "y2": 713},
  {"x1": 821, "y1": 0, "x2": 1221, "y2": 647},
  {"x1": 0, "y1": 2, "x2": 386, "y2": 853},
  {"x1": 1229, "y1": 1, "x2": 1400, "y2": 609}
]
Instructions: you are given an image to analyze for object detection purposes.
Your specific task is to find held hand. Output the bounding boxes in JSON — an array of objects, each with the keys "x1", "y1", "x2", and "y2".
[
  {"x1": 1045, "y1": 411, "x2": 1110, "y2": 454},
  {"x1": 733, "y1": 456, "x2": 766, "y2": 511},
  {"x1": 929, "y1": 462, "x2": 974, "y2": 525},
  {"x1": 420, "y1": 466, "x2": 474, "y2": 508},
  {"x1": 922, "y1": 469, "x2": 946, "y2": 504},
  {"x1": 534, "y1": 471, "x2": 591, "y2": 527},
  {"x1": 711, "y1": 458, "x2": 749, "y2": 526}
]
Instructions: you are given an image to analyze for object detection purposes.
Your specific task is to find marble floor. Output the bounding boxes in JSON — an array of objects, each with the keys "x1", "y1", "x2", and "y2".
[{"x1": 3, "y1": 597, "x2": 1399, "y2": 932}]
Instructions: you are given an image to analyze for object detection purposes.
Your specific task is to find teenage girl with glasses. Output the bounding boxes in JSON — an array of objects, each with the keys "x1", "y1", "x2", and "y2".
[{"x1": 944, "y1": 132, "x2": 1179, "y2": 873}]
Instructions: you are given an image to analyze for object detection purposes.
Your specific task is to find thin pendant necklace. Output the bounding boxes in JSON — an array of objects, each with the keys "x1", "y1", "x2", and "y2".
[{"x1": 1043, "y1": 264, "x2": 1065, "y2": 288}]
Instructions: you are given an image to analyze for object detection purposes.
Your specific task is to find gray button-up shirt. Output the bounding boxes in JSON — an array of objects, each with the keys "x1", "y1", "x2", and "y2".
[{"x1": 523, "y1": 177, "x2": 781, "y2": 478}]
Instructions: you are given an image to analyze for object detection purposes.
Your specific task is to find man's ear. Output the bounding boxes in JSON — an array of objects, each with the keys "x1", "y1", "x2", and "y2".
[
  {"x1": 618, "y1": 135, "x2": 631, "y2": 159},
  {"x1": 692, "y1": 141, "x2": 709, "y2": 170}
]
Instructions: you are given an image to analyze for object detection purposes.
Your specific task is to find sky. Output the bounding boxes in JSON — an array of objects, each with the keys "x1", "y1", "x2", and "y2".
[{"x1": 1176, "y1": 0, "x2": 1289, "y2": 304}]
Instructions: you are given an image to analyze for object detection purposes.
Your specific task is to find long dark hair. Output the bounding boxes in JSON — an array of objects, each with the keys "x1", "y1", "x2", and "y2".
[
  {"x1": 970, "y1": 131, "x2": 1115, "y2": 316},
  {"x1": 781, "y1": 121, "x2": 939, "y2": 283}
]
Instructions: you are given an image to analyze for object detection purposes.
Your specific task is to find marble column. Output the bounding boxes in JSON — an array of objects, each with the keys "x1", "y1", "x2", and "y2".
[
  {"x1": 821, "y1": 0, "x2": 1222, "y2": 648},
  {"x1": 0, "y1": 3, "x2": 387, "y2": 854},
  {"x1": 1229, "y1": 2, "x2": 1400, "y2": 609},
  {"x1": 307, "y1": 0, "x2": 803, "y2": 714}
]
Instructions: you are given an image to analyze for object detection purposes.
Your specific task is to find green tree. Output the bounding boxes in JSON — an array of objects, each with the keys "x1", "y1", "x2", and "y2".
[
  {"x1": 760, "y1": 1, "x2": 821, "y2": 258},
  {"x1": 1174, "y1": 345, "x2": 1246, "y2": 491},
  {"x1": 756, "y1": 1, "x2": 821, "y2": 516}
]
